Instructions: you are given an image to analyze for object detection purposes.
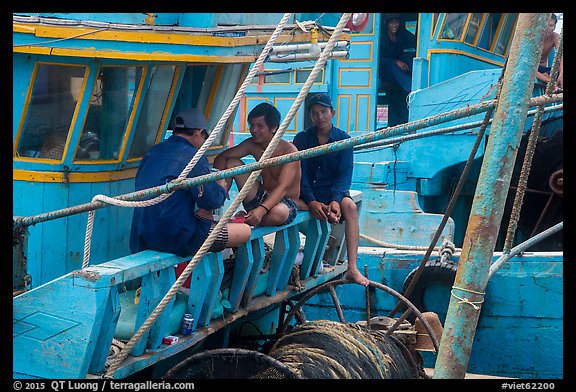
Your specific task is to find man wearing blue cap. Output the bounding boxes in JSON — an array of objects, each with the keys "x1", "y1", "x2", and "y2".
[
  {"x1": 130, "y1": 108, "x2": 251, "y2": 265},
  {"x1": 293, "y1": 93, "x2": 369, "y2": 286}
]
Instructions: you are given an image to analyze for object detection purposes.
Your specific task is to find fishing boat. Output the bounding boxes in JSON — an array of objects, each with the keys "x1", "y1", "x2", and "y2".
[{"x1": 13, "y1": 12, "x2": 563, "y2": 381}]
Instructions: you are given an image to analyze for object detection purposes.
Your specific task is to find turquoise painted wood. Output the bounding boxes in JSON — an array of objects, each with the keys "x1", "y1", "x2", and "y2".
[
  {"x1": 241, "y1": 238, "x2": 266, "y2": 307},
  {"x1": 88, "y1": 285, "x2": 120, "y2": 373},
  {"x1": 197, "y1": 253, "x2": 224, "y2": 327},
  {"x1": 303, "y1": 249, "x2": 563, "y2": 379},
  {"x1": 228, "y1": 241, "x2": 254, "y2": 312},
  {"x1": 279, "y1": 225, "x2": 301, "y2": 289},
  {"x1": 266, "y1": 230, "x2": 290, "y2": 296},
  {"x1": 299, "y1": 218, "x2": 323, "y2": 279},
  {"x1": 13, "y1": 273, "x2": 117, "y2": 378},
  {"x1": 186, "y1": 257, "x2": 211, "y2": 329},
  {"x1": 311, "y1": 220, "x2": 332, "y2": 276},
  {"x1": 13, "y1": 210, "x2": 334, "y2": 378}
]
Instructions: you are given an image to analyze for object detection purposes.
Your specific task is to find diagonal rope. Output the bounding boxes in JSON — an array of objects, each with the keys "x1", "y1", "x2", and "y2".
[
  {"x1": 103, "y1": 13, "x2": 352, "y2": 378},
  {"x1": 502, "y1": 22, "x2": 563, "y2": 254},
  {"x1": 82, "y1": 13, "x2": 293, "y2": 268},
  {"x1": 386, "y1": 63, "x2": 507, "y2": 318}
]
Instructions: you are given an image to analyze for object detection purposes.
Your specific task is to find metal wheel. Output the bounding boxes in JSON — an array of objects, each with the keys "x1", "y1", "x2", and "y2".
[{"x1": 278, "y1": 278, "x2": 441, "y2": 352}]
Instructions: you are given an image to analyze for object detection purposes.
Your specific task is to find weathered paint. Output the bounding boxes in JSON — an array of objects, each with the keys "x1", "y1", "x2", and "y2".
[
  {"x1": 433, "y1": 13, "x2": 552, "y2": 379},
  {"x1": 303, "y1": 248, "x2": 562, "y2": 378},
  {"x1": 13, "y1": 210, "x2": 345, "y2": 378}
]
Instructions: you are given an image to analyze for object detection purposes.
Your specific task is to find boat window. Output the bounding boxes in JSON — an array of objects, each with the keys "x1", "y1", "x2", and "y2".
[
  {"x1": 431, "y1": 13, "x2": 441, "y2": 39},
  {"x1": 264, "y1": 71, "x2": 291, "y2": 84},
  {"x1": 295, "y1": 69, "x2": 324, "y2": 84},
  {"x1": 478, "y1": 13, "x2": 502, "y2": 51},
  {"x1": 249, "y1": 69, "x2": 292, "y2": 84},
  {"x1": 16, "y1": 63, "x2": 86, "y2": 160},
  {"x1": 440, "y1": 13, "x2": 467, "y2": 40},
  {"x1": 196, "y1": 64, "x2": 247, "y2": 139},
  {"x1": 464, "y1": 13, "x2": 484, "y2": 44},
  {"x1": 75, "y1": 66, "x2": 144, "y2": 161},
  {"x1": 494, "y1": 14, "x2": 517, "y2": 56},
  {"x1": 127, "y1": 65, "x2": 178, "y2": 160}
]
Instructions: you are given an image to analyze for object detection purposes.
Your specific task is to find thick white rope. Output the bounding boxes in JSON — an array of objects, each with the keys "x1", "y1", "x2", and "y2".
[
  {"x1": 104, "y1": 13, "x2": 352, "y2": 378},
  {"x1": 83, "y1": 13, "x2": 293, "y2": 268},
  {"x1": 104, "y1": 12, "x2": 351, "y2": 377}
]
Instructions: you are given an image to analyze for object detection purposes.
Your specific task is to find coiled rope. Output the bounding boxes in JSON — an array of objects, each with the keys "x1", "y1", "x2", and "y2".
[
  {"x1": 104, "y1": 12, "x2": 353, "y2": 378},
  {"x1": 268, "y1": 320, "x2": 421, "y2": 379}
]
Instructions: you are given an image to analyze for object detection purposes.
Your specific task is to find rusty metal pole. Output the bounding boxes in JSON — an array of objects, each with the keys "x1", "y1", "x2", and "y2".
[{"x1": 433, "y1": 13, "x2": 551, "y2": 379}]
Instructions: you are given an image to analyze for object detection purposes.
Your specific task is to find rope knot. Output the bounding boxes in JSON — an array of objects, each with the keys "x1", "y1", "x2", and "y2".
[
  {"x1": 439, "y1": 240, "x2": 456, "y2": 262},
  {"x1": 450, "y1": 285, "x2": 485, "y2": 311}
]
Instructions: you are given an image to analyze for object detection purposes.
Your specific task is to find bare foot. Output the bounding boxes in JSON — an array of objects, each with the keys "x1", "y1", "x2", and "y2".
[{"x1": 345, "y1": 269, "x2": 369, "y2": 286}]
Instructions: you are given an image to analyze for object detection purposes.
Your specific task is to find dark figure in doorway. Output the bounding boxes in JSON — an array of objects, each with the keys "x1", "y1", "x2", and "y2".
[{"x1": 378, "y1": 13, "x2": 417, "y2": 126}]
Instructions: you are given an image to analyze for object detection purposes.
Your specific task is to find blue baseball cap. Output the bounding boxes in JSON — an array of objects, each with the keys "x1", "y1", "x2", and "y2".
[
  {"x1": 307, "y1": 93, "x2": 333, "y2": 110},
  {"x1": 174, "y1": 108, "x2": 208, "y2": 132}
]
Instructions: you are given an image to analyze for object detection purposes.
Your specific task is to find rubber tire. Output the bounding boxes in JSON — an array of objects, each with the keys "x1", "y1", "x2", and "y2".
[{"x1": 400, "y1": 258, "x2": 458, "y2": 323}]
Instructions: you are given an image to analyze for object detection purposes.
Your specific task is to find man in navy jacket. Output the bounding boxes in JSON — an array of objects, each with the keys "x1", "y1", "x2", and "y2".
[
  {"x1": 130, "y1": 108, "x2": 250, "y2": 259},
  {"x1": 293, "y1": 93, "x2": 368, "y2": 286}
]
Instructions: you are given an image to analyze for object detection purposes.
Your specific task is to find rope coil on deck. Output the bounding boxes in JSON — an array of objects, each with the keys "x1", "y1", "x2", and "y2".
[{"x1": 267, "y1": 320, "x2": 422, "y2": 379}]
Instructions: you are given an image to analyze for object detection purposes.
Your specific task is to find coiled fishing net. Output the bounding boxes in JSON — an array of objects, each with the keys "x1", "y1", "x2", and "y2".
[
  {"x1": 268, "y1": 320, "x2": 421, "y2": 379},
  {"x1": 162, "y1": 348, "x2": 301, "y2": 379},
  {"x1": 162, "y1": 320, "x2": 422, "y2": 379}
]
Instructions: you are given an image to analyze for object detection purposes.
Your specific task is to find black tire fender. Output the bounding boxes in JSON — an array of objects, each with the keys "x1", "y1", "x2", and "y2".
[{"x1": 400, "y1": 258, "x2": 458, "y2": 322}]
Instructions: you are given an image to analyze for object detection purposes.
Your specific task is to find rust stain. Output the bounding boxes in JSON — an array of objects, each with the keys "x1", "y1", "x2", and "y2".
[{"x1": 73, "y1": 270, "x2": 101, "y2": 282}]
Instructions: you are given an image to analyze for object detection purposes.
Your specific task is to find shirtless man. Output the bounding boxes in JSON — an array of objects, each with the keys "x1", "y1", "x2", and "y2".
[
  {"x1": 214, "y1": 102, "x2": 300, "y2": 227},
  {"x1": 535, "y1": 14, "x2": 563, "y2": 89}
]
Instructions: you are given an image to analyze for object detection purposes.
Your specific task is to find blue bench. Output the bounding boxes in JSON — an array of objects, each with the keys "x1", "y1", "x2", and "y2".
[{"x1": 13, "y1": 210, "x2": 340, "y2": 379}]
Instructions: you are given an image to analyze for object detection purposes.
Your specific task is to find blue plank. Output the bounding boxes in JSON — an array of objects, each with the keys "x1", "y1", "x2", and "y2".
[
  {"x1": 88, "y1": 286, "x2": 121, "y2": 373},
  {"x1": 278, "y1": 225, "x2": 300, "y2": 290},
  {"x1": 228, "y1": 243, "x2": 254, "y2": 312},
  {"x1": 198, "y1": 253, "x2": 224, "y2": 326},
  {"x1": 241, "y1": 238, "x2": 266, "y2": 307},
  {"x1": 299, "y1": 218, "x2": 321, "y2": 280},
  {"x1": 13, "y1": 275, "x2": 112, "y2": 378},
  {"x1": 311, "y1": 220, "x2": 332, "y2": 276},
  {"x1": 266, "y1": 229, "x2": 289, "y2": 296},
  {"x1": 186, "y1": 257, "x2": 211, "y2": 330}
]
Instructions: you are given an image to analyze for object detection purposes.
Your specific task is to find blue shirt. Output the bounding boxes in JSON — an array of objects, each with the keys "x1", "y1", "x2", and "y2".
[
  {"x1": 130, "y1": 135, "x2": 227, "y2": 257},
  {"x1": 293, "y1": 125, "x2": 353, "y2": 205}
]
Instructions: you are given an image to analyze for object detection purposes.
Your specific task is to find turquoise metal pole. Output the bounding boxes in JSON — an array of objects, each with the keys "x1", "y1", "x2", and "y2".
[{"x1": 433, "y1": 13, "x2": 551, "y2": 379}]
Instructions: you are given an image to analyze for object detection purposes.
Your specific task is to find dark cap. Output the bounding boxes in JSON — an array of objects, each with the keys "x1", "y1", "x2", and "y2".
[
  {"x1": 174, "y1": 108, "x2": 208, "y2": 131},
  {"x1": 307, "y1": 93, "x2": 333, "y2": 110},
  {"x1": 385, "y1": 13, "x2": 402, "y2": 23}
]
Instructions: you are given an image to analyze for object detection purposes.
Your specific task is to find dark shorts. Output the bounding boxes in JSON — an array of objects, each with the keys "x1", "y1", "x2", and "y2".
[
  {"x1": 538, "y1": 65, "x2": 551, "y2": 74},
  {"x1": 243, "y1": 182, "x2": 298, "y2": 226},
  {"x1": 194, "y1": 214, "x2": 229, "y2": 252}
]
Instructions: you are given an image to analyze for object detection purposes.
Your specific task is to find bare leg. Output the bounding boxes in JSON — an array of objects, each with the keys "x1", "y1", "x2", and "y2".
[
  {"x1": 295, "y1": 198, "x2": 309, "y2": 211},
  {"x1": 218, "y1": 158, "x2": 259, "y2": 202},
  {"x1": 260, "y1": 203, "x2": 289, "y2": 226},
  {"x1": 225, "y1": 223, "x2": 251, "y2": 247},
  {"x1": 340, "y1": 198, "x2": 369, "y2": 286}
]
